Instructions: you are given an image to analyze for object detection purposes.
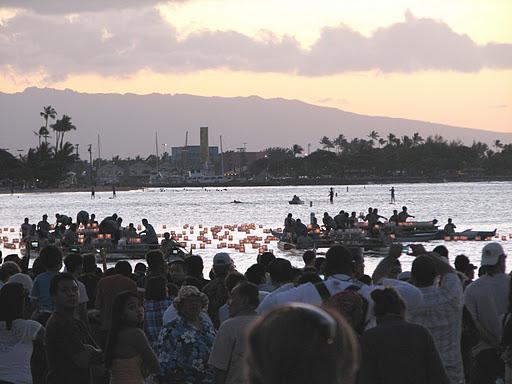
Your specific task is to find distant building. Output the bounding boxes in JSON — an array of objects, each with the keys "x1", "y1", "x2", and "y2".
[
  {"x1": 97, "y1": 164, "x2": 125, "y2": 185},
  {"x1": 171, "y1": 146, "x2": 219, "y2": 170}
]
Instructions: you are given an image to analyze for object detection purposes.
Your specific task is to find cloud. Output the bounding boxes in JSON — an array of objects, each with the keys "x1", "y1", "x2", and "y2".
[
  {"x1": 0, "y1": 9, "x2": 510, "y2": 81},
  {"x1": 0, "y1": 1, "x2": 181, "y2": 14}
]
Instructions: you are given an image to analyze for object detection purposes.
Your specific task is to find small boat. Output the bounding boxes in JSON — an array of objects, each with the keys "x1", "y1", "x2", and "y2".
[{"x1": 289, "y1": 195, "x2": 305, "y2": 205}]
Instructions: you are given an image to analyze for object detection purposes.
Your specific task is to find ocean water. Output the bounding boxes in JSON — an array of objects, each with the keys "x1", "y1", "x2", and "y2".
[{"x1": 1, "y1": 182, "x2": 511, "y2": 275}]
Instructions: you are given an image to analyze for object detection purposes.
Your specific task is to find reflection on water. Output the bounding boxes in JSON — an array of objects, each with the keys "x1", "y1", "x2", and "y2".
[{"x1": 1, "y1": 182, "x2": 511, "y2": 275}]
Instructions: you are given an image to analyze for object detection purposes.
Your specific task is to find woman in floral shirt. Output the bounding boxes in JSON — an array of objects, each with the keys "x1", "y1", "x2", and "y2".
[{"x1": 156, "y1": 285, "x2": 216, "y2": 384}]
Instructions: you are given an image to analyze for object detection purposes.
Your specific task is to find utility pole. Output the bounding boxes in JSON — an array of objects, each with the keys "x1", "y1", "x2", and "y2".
[
  {"x1": 220, "y1": 135, "x2": 224, "y2": 176},
  {"x1": 308, "y1": 143, "x2": 311, "y2": 156},
  {"x1": 88, "y1": 144, "x2": 93, "y2": 186},
  {"x1": 155, "y1": 132, "x2": 159, "y2": 176}
]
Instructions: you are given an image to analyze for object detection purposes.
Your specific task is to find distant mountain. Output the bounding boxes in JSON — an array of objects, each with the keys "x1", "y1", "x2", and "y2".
[{"x1": 1, "y1": 87, "x2": 510, "y2": 158}]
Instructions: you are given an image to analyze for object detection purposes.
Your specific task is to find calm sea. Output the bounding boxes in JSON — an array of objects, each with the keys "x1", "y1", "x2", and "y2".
[{"x1": 1, "y1": 182, "x2": 511, "y2": 275}]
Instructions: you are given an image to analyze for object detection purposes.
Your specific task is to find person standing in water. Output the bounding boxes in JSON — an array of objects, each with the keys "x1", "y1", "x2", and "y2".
[
  {"x1": 112, "y1": 185, "x2": 116, "y2": 198},
  {"x1": 328, "y1": 187, "x2": 334, "y2": 203},
  {"x1": 390, "y1": 187, "x2": 396, "y2": 203},
  {"x1": 91, "y1": 186, "x2": 95, "y2": 199}
]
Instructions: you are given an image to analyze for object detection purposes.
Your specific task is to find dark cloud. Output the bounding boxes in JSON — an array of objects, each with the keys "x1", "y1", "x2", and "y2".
[
  {"x1": 0, "y1": 1, "x2": 180, "y2": 14},
  {"x1": 0, "y1": 9, "x2": 510, "y2": 81}
]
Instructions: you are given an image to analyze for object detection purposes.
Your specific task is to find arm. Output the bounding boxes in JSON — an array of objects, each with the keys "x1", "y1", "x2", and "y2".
[
  {"x1": 371, "y1": 243, "x2": 402, "y2": 283},
  {"x1": 132, "y1": 328, "x2": 160, "y2": 376}
]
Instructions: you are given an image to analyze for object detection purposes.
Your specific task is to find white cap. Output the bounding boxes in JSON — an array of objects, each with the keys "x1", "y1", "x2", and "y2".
[
  {"x1": 7, "y1": 273, "x2": 33, "y2": 293},
  {"x1": 481, "y1": 242, "x2": 506, "y2": 266}
]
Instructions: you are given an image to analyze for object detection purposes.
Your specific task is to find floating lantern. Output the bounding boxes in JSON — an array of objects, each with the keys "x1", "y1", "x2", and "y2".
[
  {"x1": 191, "y1": 244, "x2": 196, "y2": 249},
  {"x1": 200, "y1": 243, "x2": 205, "y2": 249},
  {"x1": 502, "y1": 235, "x2": 507, "y2": 241},
  {"x1": 475, "y1": 236, "x2": 481, "y2": 241}
]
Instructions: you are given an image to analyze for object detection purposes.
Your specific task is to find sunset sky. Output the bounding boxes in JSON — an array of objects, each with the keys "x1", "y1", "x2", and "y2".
[{"x1": 0, "y1": 0, "x2": 511, "y2": 133}]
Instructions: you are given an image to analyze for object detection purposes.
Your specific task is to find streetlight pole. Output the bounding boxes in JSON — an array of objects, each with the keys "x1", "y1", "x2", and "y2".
[{"x1": 88, "y1": 144, "x2": 93, "y2": 186}]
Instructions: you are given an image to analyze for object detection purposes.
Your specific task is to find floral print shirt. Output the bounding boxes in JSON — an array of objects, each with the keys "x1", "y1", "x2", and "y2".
[{"x1": 156, "y1": 313, "x2": 216, "y2": 384}]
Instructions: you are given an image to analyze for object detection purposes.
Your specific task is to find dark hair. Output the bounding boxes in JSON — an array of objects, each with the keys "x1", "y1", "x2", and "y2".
[
  {"x1": 104, "y1": 291, "x2": 141, "y2": 367},
  {"x1": 371, "y1": 288, "x2": 405, "y2": 318},
  {"x1": 115, "y1": 261, "x2": 132, "y2": 277},
  {"x1": 247, "y1": 304, "x2": 359, "y2": 384},
  {"x1": 297, "y1": 271, "x2": 322, "y2": 285},
  {"x1": 454, "y1": 254, "x2": 470, "y2": 272},
  {"x1": 49, "y1": 272, "x2": 76, "y2": 296},
  {"x1": 184, "y1": 255, "x2": 204, "y2": 277},
  {"x1": 225, "y1": 272, "x2": 247, "y2": 293},
  {"x1": 145, "y1": 276, "x2": 167, "y2": 300},
  {"x1": 32, "y1": 256, "x2": 46, "y2": 277},
  {"x1": 4, "y1": 254, "x2": 21, "y2": 265},
  {"x1": 0, "y1": 282, "x2": 25, "y2": 330},
  {"x1": 233, "y1": 282, "x2": 260, "y2": 308},
  {"x1": 268, "y1": 258, "x2": 293, "y2": 284},
  {"x1": 82, "y1": 253, "x2": 97, "y2": 274},
  {"x1": 64, "y1": 253, "x2": 83, "y2": 274},
  {"x1": 245, "y1": 264, "x2": 266, "y2": 285},
  {"x1": 0, "y1": 261, "x2": 21, "y2": 282},
  {"x1": 257, "y1": 252, "x2": 276, "y2": 271},
  {"x1": 432, "y1": 245, "x2": 448, "y2": 258},
  {"x1": 40, "y1": 245, "x2": 63, "y2": 269},
  {"x1": 324, "y1": 246, "x2": 354, "y2": 276},
  {"x1": 314, "y1": 257, "x2": 326, "y2": 273},
  {"x1": 134, "y1": 262, "x2": 147, "y2": 274},
  {"x1": 411, "y1": 256, "x2": 437, "y2": 287},
  {"x1": 146, "y1": 250, "x2": 165, "y2": 273},
  {"x1": 302, "y1": 250, "x2": 316, "y2": 265}
]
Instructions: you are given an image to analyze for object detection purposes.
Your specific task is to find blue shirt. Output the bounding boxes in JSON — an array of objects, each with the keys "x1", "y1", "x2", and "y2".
[{"x1": 31, "y1": 271, "x2": 58, "y2": 312}]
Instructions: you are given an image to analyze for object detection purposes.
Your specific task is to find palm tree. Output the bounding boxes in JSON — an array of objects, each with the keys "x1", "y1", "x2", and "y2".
[
  {"x1": 494, "y1": 139, "x2": 504, "y2": 151},
  {"x1": 368, "y1": 130, "x2": 379, "y2": 147},
  {"x1": 412, "y1": 132, "x2": 424, "y2": 147},
  {"x1": 320, "y1": 136, "x2": 334, "y2": 151},
  {"x1": 40, "y1": 106, "x2": 57, "y2": 142},
  {"x1": 378, "y1": 138, "x2": 386, "y2": 147},
  {"x1": 292, "y1": 144, "x2": 304, "y2": 157},
  {"x1": 333, "y1": 134, "x2": 347, "y2": 154},
  {"x1": 387, "y1": 133, "x2": 398, "y2": 147},
  {"x1": 33, "y1": 126, "x2": 50, "y2": 147},
  {"x1": 51, "y1": 115, "x2": 76, "y2": 150}
]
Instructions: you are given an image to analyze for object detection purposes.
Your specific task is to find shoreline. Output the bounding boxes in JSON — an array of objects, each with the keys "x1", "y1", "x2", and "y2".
[{"x1": 1, "y1": 174, "x2": 511, "y2": 195}]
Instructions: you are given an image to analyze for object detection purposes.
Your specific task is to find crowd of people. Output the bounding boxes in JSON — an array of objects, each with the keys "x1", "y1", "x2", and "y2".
[{"x1": 0, "y1": 215, "x2": 510, "y2": 384}]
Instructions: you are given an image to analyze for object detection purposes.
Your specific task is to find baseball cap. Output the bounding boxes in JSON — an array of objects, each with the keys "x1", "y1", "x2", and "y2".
[
  {"x1": 213, "y1": 252, "x2": 233, "y2": 266},
  {"x1": 481, "y1": 242, "x2": 506, "y2": 266}
]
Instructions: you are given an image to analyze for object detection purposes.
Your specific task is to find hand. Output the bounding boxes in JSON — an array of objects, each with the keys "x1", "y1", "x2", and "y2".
[{"x1": 388, "y1": 243, "x2": 402, "y2": 259}]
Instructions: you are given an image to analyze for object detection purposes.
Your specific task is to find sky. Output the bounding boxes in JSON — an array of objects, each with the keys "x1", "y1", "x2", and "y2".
[{"x1": 0, "y1": 0, "x2": 511, "y2": 133}]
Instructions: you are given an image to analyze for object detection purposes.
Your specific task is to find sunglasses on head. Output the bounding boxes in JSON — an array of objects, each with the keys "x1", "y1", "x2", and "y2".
[{"x1": 287, "y1": 303, "x2": 337, "y2": 344}]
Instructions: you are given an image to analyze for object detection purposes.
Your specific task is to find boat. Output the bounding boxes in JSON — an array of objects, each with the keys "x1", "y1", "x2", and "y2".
[{"x1": 289, "y1": 195, "x2": 305, "y2": 205}]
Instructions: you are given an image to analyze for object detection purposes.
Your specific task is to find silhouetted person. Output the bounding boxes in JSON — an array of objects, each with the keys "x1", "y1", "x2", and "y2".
[
  {"x1": 328, "y1": 187, "x2": 334, "y2": 203},
  {"x1": 390, "y1": 187, "x2": 396, "y2": 203}
]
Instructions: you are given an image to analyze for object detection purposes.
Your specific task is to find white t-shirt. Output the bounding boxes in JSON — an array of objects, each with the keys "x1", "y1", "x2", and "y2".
[
  {"x1": 77, "y1": 280, "x2": 89, "y2": 305},
  {"x1": 0, "y1": 319, "x2": 42, "y2": 384}
]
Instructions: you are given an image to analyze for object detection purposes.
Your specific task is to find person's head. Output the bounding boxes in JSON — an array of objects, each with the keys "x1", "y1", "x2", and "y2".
[
  {"x1": 50, "y1": 273, "x2": 78, "y2": 311},
  {"x1": 40, "y1": 245, "x2": 63, "y2": 271},
  {"x1": 367, "y1": 208, "x2": 372, "y2": 213},
  {"x1": 24, "y1": 217, "x2": 29, "y2": 224},
  {"x1": 7, "y1": 273, "x2": 33, "y2": 295},
  {"x1": 287, "y1": 213, "x2": 292, "y2": 218},
  {"x1": 433, "y1": 245, "x2": 448, "y2": 260},
  {"x1": 134, "y1": 262, "x2": 147, "y2": 276},
  {"x1": 229, "y1": 282, "x2": 259, "y2": 316},
  {"x1": 0, "y1": 261, "x2": 21, "y2": 283},
  {"x1": 447, "y1": 218, "x2": 452, "y2": 223},
  {"x1": 350, "y1": 248, "x2": 365, "y2": 279},
  {"x1": 296, "y1": 219, "x2": 302, "y2": 224},
  {"x1": 32, "y1": 256, "x2": 46, "y2": 277},
  {"x1": 393, "y1": 209, "x2": 398, "y2": 215},
  {"x1": 315, "y1": 257, "x2": 326, "y2": 274},
  {"x1": 42, "y1": 214, "x2": 48, "y2": 221},
  {"x1": 371, "y1": 288, "x2": 406, "y2": 321},
  {"x1": 69, "y1": 223, "x2": 77, "y2": 232},
  {"x1": 163, "y1": 232, "x2": 170, "y2": 240},
  {"x1": 373, "y1": 208, "x2": 378, "y2": 214},
  {"x1": 174, "y1": 285, "x2": 209, "y2": 322},
  {"x1": 142, "y1": 218, "x2": 148, "y2": 226},
  {"x1": 145, "y1": 276, "x2": 168, "y2": 300},
  {"x1": 213, "y1": 252, "x2": 234, "y2": 279},
  {"x1": 225, "y1": 271, "x2": 247, "y2": 294},
  {"x1": 0, "y1": 282, "x2": 25, "y2": 329},
  {"x1": 247, "y1": 303, "x2": 359, "y2": 384},
  {"x1": 245, "y1": 264, "x2": 266, "y2": 286},
  {"x1": 90, "y1": 213, "x2": 95, "y2": 220},
  {"x1": 114, "y1": 260, "x2": 132, "y2": 277},
  {"x1": 184, "y1": 255, "x2": 204, "y2": 277},
  {"x1": 411, "y1": 256, "x2": 437, "y2": 287},
  {"x1": 402, "y1": 206, "x2": 407, "y2": 212},
  {"x1": 324, "y1": 291, "x2": 366, "y2": 334},
  {"x1": 481, "y1": 242, "x2": 507, "y2": 275},
  {"x1": 324, "y1": 212, "x2": 329, "y2": 217},
  {"x1": 82, "y1": 253, "x2": 97, "y2": 274},
  {"x1": 64, "y1": 253, "x2": 83, "y2": 275},
  {"x1": 105, "y1": 291, "x2": 143, "y2": 367},
  {"x1": 324, "y1": 246, "x2": 356, "y2": 277},
  {"x1": 454, "y1": 254, "x2": 476, "y2": 279},
  {"x1": 302, "y1": 250, "x2": 316, "y2": 268},
  {"x1": 146, "y1": 250, "x2": 165, "y2": 275},
  {"x1": 257, "y1": 252, "x2": 275, "y2": 272},
  {"x1": 268, "y1": 258, "x2": 293, "y2": 285},
  {"x1": 4, "y1": 254, "x2": 21, "y2": 265}
]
